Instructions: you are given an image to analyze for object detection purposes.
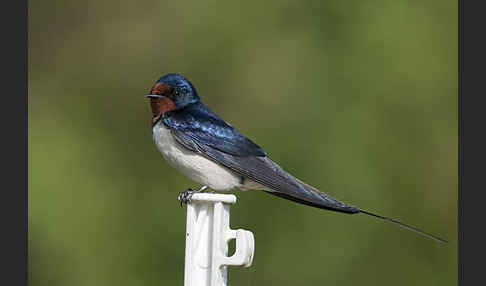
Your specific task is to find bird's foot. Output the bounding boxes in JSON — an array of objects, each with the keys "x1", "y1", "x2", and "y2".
[
  {"x1": 177, "y1": 189, "x2": 196, "y2": 206},
  {"x1": 177, "y1": 186, "x2": 209, "y2": 207}
]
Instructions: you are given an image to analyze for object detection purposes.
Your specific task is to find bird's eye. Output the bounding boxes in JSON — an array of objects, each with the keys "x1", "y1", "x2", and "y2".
[{"x1": 173, "y1": 90, "x2": 180, "y2": 97}]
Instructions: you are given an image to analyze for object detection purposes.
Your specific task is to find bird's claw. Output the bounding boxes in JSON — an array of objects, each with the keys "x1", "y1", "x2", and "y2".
[
  {"x1": 178, "y1": 189, "x2": 196, "y2": 207},
  {"x1": 177, "y1": 186, "x2": 209, "y2": 207}
]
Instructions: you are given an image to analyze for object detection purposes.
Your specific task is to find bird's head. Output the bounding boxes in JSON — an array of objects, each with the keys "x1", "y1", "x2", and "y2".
[{"x1": 146, "y1": 73, "x2": 200, "y2": 124}]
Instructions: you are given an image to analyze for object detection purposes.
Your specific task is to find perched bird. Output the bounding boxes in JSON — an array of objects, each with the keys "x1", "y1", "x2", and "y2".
[{"x1": 146, "y1": 73, "x2": 446, "y2": 243}]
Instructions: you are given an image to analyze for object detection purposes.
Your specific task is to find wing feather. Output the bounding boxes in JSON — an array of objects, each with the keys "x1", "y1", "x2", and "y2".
[
  {"x1": 171, "y1": 129, "x2": 359, "y2": 214},
  {"x1": 163, "y1": 102, "x2": 266, "y2": 157}
]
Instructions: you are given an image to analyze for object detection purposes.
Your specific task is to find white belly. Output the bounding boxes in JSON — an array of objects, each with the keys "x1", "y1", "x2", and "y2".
[{"x1": 152, "y1": 122, "x2": 263, "y2": 191}]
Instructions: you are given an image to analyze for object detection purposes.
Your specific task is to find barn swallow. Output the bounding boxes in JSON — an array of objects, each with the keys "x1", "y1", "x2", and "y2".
[{"x1": 146, "y1": 73, "x2": 447, "y2": 243}]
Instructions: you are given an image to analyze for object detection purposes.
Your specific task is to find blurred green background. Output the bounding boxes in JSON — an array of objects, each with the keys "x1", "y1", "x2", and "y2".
[{"x1": 29, "y1": 0, "x2": 457, "y2": 285}]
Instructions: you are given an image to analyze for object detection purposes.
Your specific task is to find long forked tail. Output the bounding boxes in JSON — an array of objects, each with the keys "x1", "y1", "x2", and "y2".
[
  {"x1": 267, "y1": 190, "x2": 447, "y2": 243},
  {"x1": 290, "y1": 177, "x2": 448, "y2": 243},
  {"x1": 359, "y1": 209, "x2": 448, "y2": 243}
]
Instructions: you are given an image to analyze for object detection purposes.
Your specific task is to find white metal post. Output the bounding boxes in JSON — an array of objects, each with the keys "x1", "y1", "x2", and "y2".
[{"x1": 183, "y1": 193, "x2": 254, "y2": 286}]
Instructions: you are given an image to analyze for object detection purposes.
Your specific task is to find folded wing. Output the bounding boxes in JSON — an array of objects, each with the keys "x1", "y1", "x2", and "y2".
[{"x1": 164, "y1": 104, "x2": 359, "y2": 214}]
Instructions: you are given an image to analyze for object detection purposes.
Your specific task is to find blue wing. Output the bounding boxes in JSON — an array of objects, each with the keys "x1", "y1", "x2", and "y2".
[
  {"x1": 162, "y1": 102, "x2": 267, "y2": 157},
  {"x1": 163, "y1": 102, "x2": 359, "y2": 214},
  {"x1": 169, "y1": 126, "x2": 360, "y2": 214}
]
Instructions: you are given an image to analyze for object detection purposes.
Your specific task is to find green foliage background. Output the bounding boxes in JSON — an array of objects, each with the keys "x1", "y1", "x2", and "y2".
[{"x1": 29, "y1": 1, "x2": 457, "y2": 285}]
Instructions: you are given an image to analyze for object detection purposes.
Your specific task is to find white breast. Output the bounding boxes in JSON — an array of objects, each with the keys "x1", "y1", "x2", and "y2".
[{"x1": 153, "y1": 122, "x2": 260, "y2": 191}]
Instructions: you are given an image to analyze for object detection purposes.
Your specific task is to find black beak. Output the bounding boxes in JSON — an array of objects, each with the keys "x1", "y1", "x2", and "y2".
[{"x1": 145, "y1": 94, "x2": 166, "y2": 98}]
